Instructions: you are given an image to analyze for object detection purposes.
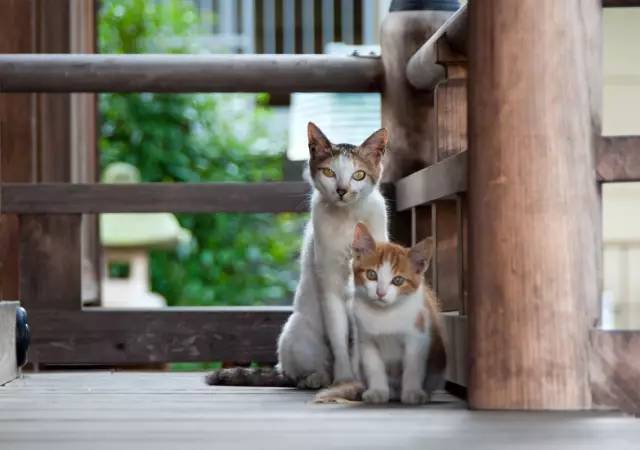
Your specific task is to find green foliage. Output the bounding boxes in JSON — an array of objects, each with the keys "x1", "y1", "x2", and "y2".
[{"x1": 99, "y1": 0, "x2": 304, "y2": 307}]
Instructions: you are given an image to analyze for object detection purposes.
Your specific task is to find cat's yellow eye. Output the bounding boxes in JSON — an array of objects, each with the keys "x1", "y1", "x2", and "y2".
[
  {"x1": 321, "y1": 168, "x2": 336, "y2": 178},
  {"x1": 352, "y1": 170, "x2": 366, "y2": 181},
  {"x1": 366, "y1": 270, "x2": 378, "y2": 281},
  {"x1": 391, "y1": 276, "x2": 405, "y2": 286}
]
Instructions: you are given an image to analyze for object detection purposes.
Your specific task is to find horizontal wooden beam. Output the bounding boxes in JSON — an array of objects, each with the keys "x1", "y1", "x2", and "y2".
[
  {"x1": 1, "y1": 182, "x2": 310, "y2": 213},
  {"x1": 395, "y1": 151, "x2": 468, "y2": 211},
  {"x1": 27, "y1": 307, "x2": 291, "y2": 365},
  {"x1": 597, "y1": 136, "x2": 640, "y2": 182},
  {"x1": 26, "y1": 308, "x2": 467, "y2": 370},
  {"x1": 603, "y1": 0, "x2": 640, "y2": 6},
  {"x1": 590, "y1": 329, "x2": 640, "y2": 415},
  {"x1": 0, "y1": 54, "x2": 383, "y2": 93},
  {"x1": 406, "y1": 4, "x2": 467, "y2": 90}
]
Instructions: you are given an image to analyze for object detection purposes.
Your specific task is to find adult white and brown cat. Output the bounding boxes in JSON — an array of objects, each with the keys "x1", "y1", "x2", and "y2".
[
  {"x1": 316, "y1": 223, "x2": 446, "y2": 404},
  {"x1": 206, "y1": 123, "x2": 388, "y2": 388}
]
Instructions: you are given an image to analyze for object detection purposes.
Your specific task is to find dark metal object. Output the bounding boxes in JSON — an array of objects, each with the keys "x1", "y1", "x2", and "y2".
[
  {"x1": 16, "y1": 307, "x2": 30, "y2": 368},
  {"x1": 389, "y1": 0, "x2": 460, "y2": 11}
]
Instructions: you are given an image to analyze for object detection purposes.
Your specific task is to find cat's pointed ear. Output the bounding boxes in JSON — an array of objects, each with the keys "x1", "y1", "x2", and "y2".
[
  {"x1": 352, "y1": 223, "x2": 376, "y2": 256},
  {"x1": 408, "y1": 237, "x2": 434, "y2": 274},
  {"x1": 359, "y1": 128, "x2": 388, "y2": 164},
  {"x1": 308, "y1": 122, "x2": 332, "y2": 161}
]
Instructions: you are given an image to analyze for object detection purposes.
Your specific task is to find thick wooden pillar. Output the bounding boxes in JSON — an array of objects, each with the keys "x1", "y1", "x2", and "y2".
[
  {"x1": 0, "y1": 0, "x2": 97, "y2": 304},
  {"x1": 468, "y1": 0, "x2": 602, "y2": 410}
]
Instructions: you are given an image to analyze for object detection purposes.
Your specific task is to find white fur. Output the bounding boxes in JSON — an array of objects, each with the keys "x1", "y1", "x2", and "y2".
[
  {"x1": 277, "y1": 155, "x2": 387, "y2": 388},
  {"x1": 353, "y1": 283, "x2": 442, "y2": 404}
]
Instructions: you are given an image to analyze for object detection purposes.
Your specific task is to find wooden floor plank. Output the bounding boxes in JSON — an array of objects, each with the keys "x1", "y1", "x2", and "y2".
[{"x1": 0, "y1": 372, "x2": 638, "y2": 450}]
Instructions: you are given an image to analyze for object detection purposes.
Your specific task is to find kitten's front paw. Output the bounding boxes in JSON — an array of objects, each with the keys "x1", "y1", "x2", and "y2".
[
  {"x1": 401, "y1": 389, "x2": 430, "y2": 405},
  {"x1": 362, "y1": 388, "x2": 390, "y2": 404}
]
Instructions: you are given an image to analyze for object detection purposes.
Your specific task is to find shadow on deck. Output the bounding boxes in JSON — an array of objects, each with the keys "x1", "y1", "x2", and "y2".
[{"x1": 0, "y1": 372, "x2": 638, "y2": 450}]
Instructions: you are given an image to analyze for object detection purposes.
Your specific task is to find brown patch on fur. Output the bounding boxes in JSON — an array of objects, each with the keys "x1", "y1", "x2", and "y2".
[
  {"x1": 414, "y1": 309, "x2": 426, "y2": 332},
  {"x1": 353, "y1": 242, "x2": 423, "y2": 292}
]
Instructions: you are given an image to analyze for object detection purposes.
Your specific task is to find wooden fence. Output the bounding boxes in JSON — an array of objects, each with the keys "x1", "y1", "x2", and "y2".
[{"x1": 1, "y1": 0, "x2": 639, "y2": 412}]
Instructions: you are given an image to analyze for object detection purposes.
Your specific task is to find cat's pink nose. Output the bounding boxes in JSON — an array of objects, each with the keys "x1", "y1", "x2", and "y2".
[{"x1": 376, "y1": 288, "x2": 386, "y2": 298}]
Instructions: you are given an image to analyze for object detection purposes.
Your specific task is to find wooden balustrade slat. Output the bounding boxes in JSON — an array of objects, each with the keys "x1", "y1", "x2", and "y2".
[
  {"x1": 19, "y1": 215, "x2": 82, "y2": 311},
  {"x1": 394, "y1": 151, "x2": 468, "y2": 211},
  {"x1": 590, "y1": 329, "x2": 640, "y2": 415},
  {"x1": 597, "y1": 136, "x2": 640, "y2": 182}
]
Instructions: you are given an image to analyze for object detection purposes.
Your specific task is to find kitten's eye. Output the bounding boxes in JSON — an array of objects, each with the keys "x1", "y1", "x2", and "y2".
[
  {"x1": 321, "y1": 168, "x2": 336, "y2": 178},
  {"x1": 391, "y1": 276, "x2": 405, "y2": 286},
  {"x1": 352, "y1": 170, "x2": 366, "y2": 181},
  {"x1": 366, "y1": 270, "x2": 377, "y2": 281}
]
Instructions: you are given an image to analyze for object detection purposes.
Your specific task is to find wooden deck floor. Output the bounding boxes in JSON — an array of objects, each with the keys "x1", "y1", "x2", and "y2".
[{"x1": 0, "y1": 372, "x2": 638, "y2": 450}]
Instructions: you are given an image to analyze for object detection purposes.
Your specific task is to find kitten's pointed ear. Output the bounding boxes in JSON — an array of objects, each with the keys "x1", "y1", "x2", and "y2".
[
  {"x1": 408, "y1": 237, "x2": 434, "y2": 274},
  {"x1": 359, "y1": 128, "x2": 388, "y2": 164},
  {"x1": 308, "y1": 122, "x2": 332, "y2": 161},
  {"x1": 352, "y1": 223, "x2": 376, "y2": 256}
]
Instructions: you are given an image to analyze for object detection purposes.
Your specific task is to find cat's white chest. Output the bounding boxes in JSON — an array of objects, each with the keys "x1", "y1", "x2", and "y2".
[{"x1": 355, "y1": 296, "x2": 421, "y2": 336}]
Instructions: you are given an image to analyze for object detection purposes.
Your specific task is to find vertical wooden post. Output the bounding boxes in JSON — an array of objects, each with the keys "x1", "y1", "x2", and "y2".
[
  {"x1": 433, "y1": 77, "x2": 468, "y2": 312},
  {"x1": 468, "y1": 0, "x2": 602, "y2": 410},
  {"x1": 19, "y1": 215, "x2": 82, "y2": 312},
  {"x1": 0, "y1": 0, "x2": 37, "y2": 301}
]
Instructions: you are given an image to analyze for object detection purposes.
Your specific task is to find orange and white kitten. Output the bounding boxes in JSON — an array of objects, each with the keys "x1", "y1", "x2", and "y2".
[{"x1": 351, "y1": 223, "x2": 446, "y2": 404}]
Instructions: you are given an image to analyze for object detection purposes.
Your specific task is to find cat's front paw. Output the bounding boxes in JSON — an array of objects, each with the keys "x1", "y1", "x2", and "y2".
[
  {"x1": 362, "y1": 388, "x2": 389, "y2": 404},
  {"x1": 401, "y1": 388, "x2": 430, "y2": 405}
]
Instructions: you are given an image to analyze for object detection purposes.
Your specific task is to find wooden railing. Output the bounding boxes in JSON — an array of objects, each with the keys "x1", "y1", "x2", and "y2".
[
  {"x1": 1, "y1": 0, "x2": 639, "y2": 413},
  {"x1": 395, "y1": 0, "x2": 640, "y2": 412}
]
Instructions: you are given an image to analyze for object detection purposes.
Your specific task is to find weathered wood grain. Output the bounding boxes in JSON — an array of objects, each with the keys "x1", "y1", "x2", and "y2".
[
  {"x1": 394, "y1": 151, "x2": 467, "y2": 211},
  {"x1": 432, "y1": 201, "x2": 460, "y2": 312},
  {"x1": 19, "y1": 215, "x2": 81, "y2": 311},
  {"x1": 23, "y1": 308, "x2": 470, "y2": 370},
  {"x1": 1, "y1": 372, "x2": 639, "y2": 450},
  {"x1": 433, "y1": 78, "x2": 468, "y2": 313},
  {"x1": 0, "y1": 54, "x2": 383, "y2": 93},
  {"x1": 380, "y1": 10, "x2": 452, "y2": 182},
  {"x1": 468, "y1": 0, "x2": 602, "y2": 410},
  {"x1": 590, "y1": 329, "x2": 640, "y2": 415},
  {"x1": 0, "y1": 0, "x2": 37, "y2": 301},
  {"x1": 442, "y1": 312, "x2": 467, "y2": 388},
  {"x1": 597, "y1": 136, "x2": 640, "y2": 182},
  {"x1": 0, "y1": 301, "x2": 18, "y2": 385},
  {"x1": 435, "y1": 79, "x2": 467, "y2": 160},
  {"x1": 26, "y1": 308, "x2": 291, "y2": 365},
  {"x1": 2, "y1": 182, "x2": 311, "y2": 213}
]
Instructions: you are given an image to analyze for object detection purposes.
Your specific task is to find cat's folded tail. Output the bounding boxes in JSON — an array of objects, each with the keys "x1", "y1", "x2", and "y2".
[
  {"x1": 313, "y1": 381, "x2": 365, "y2": 404},
  {"x1": 205, "y1": 367, "x2": 296, "y2": 387}
]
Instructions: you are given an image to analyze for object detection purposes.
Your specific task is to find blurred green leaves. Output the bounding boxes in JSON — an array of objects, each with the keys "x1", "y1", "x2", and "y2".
[{"x1": 99, "y1": 0, "x2": 305, "y2": 307}]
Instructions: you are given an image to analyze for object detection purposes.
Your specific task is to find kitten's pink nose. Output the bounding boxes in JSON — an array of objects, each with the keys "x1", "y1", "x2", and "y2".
[
  {"x1": 376, "y1": 288, "x2": 386, "y2": 299},
  {"x1": 336, "y1": 188, "x2": 347, "y2": 198}
]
